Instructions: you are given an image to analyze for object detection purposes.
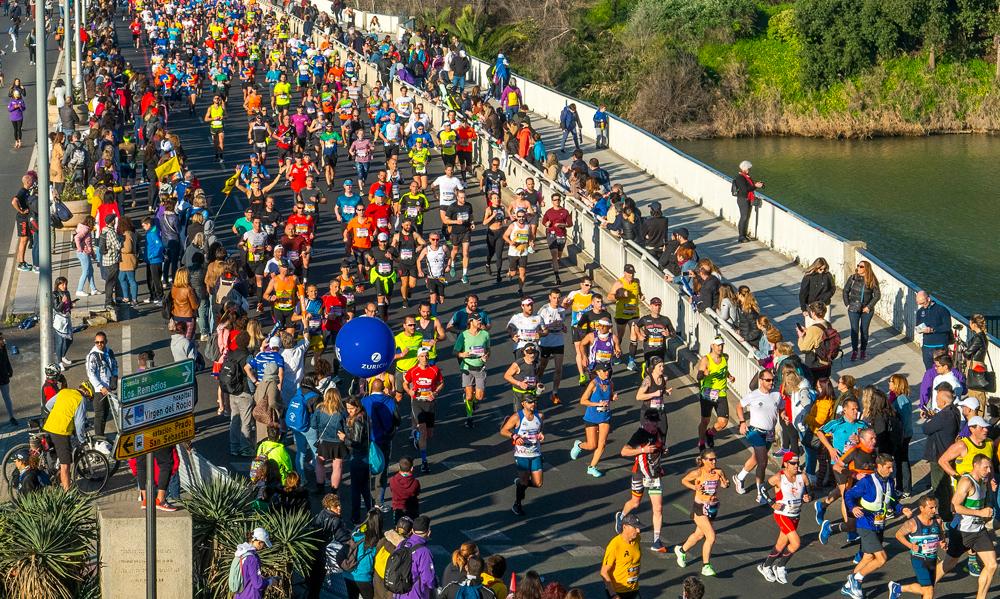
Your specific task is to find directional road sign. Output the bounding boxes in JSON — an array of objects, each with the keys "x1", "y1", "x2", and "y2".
[
  {"x1": 119, "y1": 360, "x2": 195, "y2": 405},
  {"x1": 114, "y1": 414, "x2": 196, "y2": 461},
  {"x1": 118, "y1": 388, "x2": 196, "y2": 433}
]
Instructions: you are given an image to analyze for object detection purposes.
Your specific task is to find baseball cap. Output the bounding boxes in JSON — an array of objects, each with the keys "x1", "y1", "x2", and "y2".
[
  {"x1": 958, "y1": 397, "x2": 981, "y2": 412},
  {"x1": 648, "y1": 356, "x2": 663, "y2": 369},
  {"x1": 374, "y1": 189, "x2": 386, "y2": 197},
  {"x1": 675, "y1": 227, "x2": 690, "y2": 239},
  {"x1": 521, "y1": 297, "x2": 534, "y2": 305},
  {"x1": 268, "y1": 337, "x2": 281, "y2": 349},
  {"x1": 523, "y1": 343, "x2": 538, "y2": 353},
  {"x1": 597, "y1": 318, "x2": 612, "y2": 327},
  {"x1": 593, "y1": 361, "x2": 612, "y2": 372},
  {"x1": 711, "y1": 336, "x2": 725, "y2": 346},
  {"x1": 621, "y1": 513, "x2": 643, "y2": 529},
  {"x1": 623, "y1": 264, "x2": 635, "y2": 274},
  {"x1": 443, "y1": 121, "x2": 452, "y2": 127},
  {"x1": 377, "y1": 232, "x2": 389, "y2": 241},
  {"x1": 649, "y1": 297, "x2": 662, "y2": 305},
  {"x1": 782, "y1": 452, "x2": 800, "y2": 464},
  {"x1": 252, "y1": 527, "x2": 272, "y2": 548},
  {"x1": 12, "y1": 450, "x2": 27, "y2": 462},
  {"x1": 417, "y1": 346, "x2": 431, "y2": 355},
  {"x1": 968, "y1": 416, "x2": 990, "y2": 428},
  {"x1": 344, "y1": 179, "x2": 354, "y2": 187},
  {"x1": 468, "y1": 312, "x2": 482, "y2": 321}
]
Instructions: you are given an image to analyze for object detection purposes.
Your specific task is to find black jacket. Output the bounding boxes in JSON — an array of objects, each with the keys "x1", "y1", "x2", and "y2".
[
  {"x1": 735, "y1": 305, "x2": 762, "y2": 344},
  {"x1": 964, "y1": 331, "x2": 988, "y2": 363},
  {"x1": 639, "y1": 215, "x2": 668, "y2": 251},
  {"x1": 313, "y1": 509, "x2": 352, "y2": 545},
  {"x1": 842, "y1": 274, "x2": 880, "y2": 313},
  {"x1": 695, "y1": 275, "x2": 721, "y2": 313},
  {"x1": 922, "y1": 405, "x2": 960, "y2": 462},
  {"x1": 799, "y1": 271, "x2": 835, "y2": 312}
]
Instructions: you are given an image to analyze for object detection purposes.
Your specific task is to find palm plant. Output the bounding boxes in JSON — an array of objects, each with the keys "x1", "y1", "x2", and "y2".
[
  {"x1": 421, "y1": 5, "x2": 532, "y2": 58},
  {"x1": 184, "y1": 477, "x2": 321, "y2": 598},
  {"x1": 0, "y1": 487, "x2": 98, "y2": 599}
]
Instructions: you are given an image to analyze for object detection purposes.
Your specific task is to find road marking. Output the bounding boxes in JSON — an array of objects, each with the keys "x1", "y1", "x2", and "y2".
[
  {"x1": 481, "y1": 544, "x2": 532, "y2": 558},
  {"x1": 540, "y1": 529, "x2": 591, "y2": 544},
  {"x1": 441, "y1": 460, "x2": 487, "y2": 471},
  {"x1": 562, "y1": 545, "x2": 604, "y2": 557},
  {"x1": 460, "y1": 527, "x2": 512, "y2": 543},
  {"x1": 672, "y1": 502, "x2": 688, "y2": 515}
]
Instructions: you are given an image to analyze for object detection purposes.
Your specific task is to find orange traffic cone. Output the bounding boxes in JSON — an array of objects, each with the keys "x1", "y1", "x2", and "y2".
[{"x1": 508, "y1": 571, "x2": 517, "y2": 598}]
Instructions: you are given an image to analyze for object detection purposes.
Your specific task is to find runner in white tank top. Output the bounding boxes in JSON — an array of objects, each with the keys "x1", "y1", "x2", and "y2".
[
  {"x1": 758, "y1": 453, "x2": 812, "y2": 584},
  {"x1": 501, "y1": 395, "x2": 545, "y2": 516}
]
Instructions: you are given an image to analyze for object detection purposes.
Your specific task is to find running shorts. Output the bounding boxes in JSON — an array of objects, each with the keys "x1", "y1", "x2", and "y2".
[
  {"x1": 514, "y1": 455, "x2": 543, "y2": 473},
  {"x1": 630, "y1": 471, "x2": 662, "y2": 497},
  {"x1": 773, "y1": 513, "x2": 800, "y2": 535}
]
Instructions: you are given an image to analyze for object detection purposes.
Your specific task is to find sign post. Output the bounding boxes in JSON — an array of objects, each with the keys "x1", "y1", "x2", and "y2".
[{"x1": 113, "y1": 359, "x2": 196, "y2": 599}]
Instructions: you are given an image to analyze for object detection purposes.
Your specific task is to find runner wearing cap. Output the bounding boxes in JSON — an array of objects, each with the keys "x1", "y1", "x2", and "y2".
[
  {"x1": 732, "y1": 370, "x2": 785, "y2": 505},
  {"x1": 570, "y1": 361, "x2": 618, "y2": 477},
  {"x1": 438, "y1": 120, "x2": 458, "y2": 169},
  {"x1": 407, "y1": 136, "x2": 431, "y2": 191},
  {"x1": 504, "y1": 343, "x2": 543, "y2": 413},
  {"x1": 631, "y1": 297, "x2": 675, "y2": 377},
  {"x1": 335, "y1": 180, "x2": 362, "y2": 224},
  {"x1": 319, "y1": 122, "x2": 344, "y2": 187},
  {"x1": 565, "y1": 279, "x2": 597, "y2": 384},
  {"x1": 417, "y1": 232, "x2": 451, "y2": 316},
  {"x1": 601, "y1": 513, "x2": 643, "y2": 599},
  {"x1": 398, "y1": 181, "x2": 431, "y2": 235},
  {"x1": 507, "y1": 297, "x2": 546, "y2": 358},
  {"x1": 367, "y1": 232, "x2": 397, "y2": 321},
  {"x1": 365, "y1": 187, "x2": 394, "y2": 237},
  {"x1": 403, "y1": 347, "x2": 444, "y2": 474},
  {"x1": 607, "y1": 265, "x2": 643, "y2": 365},
  {"x1": 442, "y1": 190, "x2": 475, "y2": 284},
  {"x1": 537, "y1": 289, "x2": 568, "y2": 405},
  {"x1": 758, "y1": 451, "x2": 812, "y2": 584},
  {"x1": 501, "y1": 392, "x2": 545, "y2": 516},
  {"x1": 243, "y1": 216, "x2": 271, "y2": 299},
  {"x1": 615, "y1": 409, "x2": 668, "y2": 552},
  {"x1": 676, "y1": 448, "x2": 731, "y2": 577},
  {"x1": 503, "y1": 208, "x2": 535, "y2": 296},
  {"x1": 581, "y1": 318, "x2": 621, "y2": 376},
  {"x1": 262, "y1": 259, "x2": 299, "y2": 329},
  {"x1": 391, "y1": 218, "x2": 426, "y2": 308},
  {"x1": 695, "y1": 336, "x2": 735, "y2": 450},
  {"x1": 635, "y1": 356, "x2": 672, "y2": 435},
  {"x1": 454, "y1": 312, "x2": 490, "y2": 427}
]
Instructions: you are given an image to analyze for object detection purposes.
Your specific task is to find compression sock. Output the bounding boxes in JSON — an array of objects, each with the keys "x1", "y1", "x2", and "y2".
[
  {"x1": 464, "y1": 398, "x2": 474, "y2": 417},
  {"x1": 515, "y1": 481, "x2": 527, "y2": 503},
  {"x1": 774, "y1": 551, "x2": 793, "y2": 568},
  {"x1": 763, "y1": 550, "x2": 781, "y2": 567},
  {"x1": 420, "y1": 449, "x2": 427, "y2": 463},
  {"x1": 430, "y1": 303, "x2": 438, "y2": 317},
  {"x1": 653, "y1": 531, "x2": 661, "y2": 543}
]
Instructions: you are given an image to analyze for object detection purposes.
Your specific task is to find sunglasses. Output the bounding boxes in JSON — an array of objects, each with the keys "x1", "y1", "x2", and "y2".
[
  {"x1": 787, "y1": 461, "x2": 800, "y2": 466},
  {"x1": 760, "y1": 377, "x2": 774, "y2": 382},
  {"x1": 704, "y1": 457, "x2": 717, "y2": 462}
]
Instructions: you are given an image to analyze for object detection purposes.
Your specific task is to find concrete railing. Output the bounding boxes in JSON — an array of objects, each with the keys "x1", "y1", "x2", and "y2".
[{"x1": 266, "y1": 3, "x2": 1000, "y2": 396}]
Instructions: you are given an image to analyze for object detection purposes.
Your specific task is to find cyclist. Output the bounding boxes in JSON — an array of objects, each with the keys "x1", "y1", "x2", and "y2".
[
  {"x1": 43, "y1": 381, "x2": 95, "y2": 490},
  {"x1": 204, "y1": 94, "x2": 226, "y2": 162}
]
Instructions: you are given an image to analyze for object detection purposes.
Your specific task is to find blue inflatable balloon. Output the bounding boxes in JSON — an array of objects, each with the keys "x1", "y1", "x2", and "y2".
[{"x1": 335, "y1": 316, "x2": 395, "y2": 378}]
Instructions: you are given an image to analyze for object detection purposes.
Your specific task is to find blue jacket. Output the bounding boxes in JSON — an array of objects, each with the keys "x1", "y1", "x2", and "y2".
[
  {"x1": 343, "y1": 529, "x2": 378, "y2": 583},
  {"x1": 144, "y1": 225, "x2": 164, "y2": 264},
  {"x1": 362, "y1": 393, "x2": 397, "y2": 445},
  {"x1": 917, "y1": 301, "x2": 951, "y2": 348},
  {"x1": 845, "y1": 472, "x2": 903, "y2": 531}
]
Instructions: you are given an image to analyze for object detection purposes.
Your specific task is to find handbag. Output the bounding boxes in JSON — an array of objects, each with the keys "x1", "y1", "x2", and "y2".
[
  {"x1": 368, "y1": 420, "x2": 385, "y2": 475},
  {"x1": 967, "y1": 363, "x2": 996, "y2": 393}
]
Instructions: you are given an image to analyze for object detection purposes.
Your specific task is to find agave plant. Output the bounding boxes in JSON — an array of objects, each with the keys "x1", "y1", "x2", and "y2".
[
  {"x1": 184, "y1": 476, "x2": 321, "y2": 598},
  {"x1": 0, "y1": 486, "x2": 98, "y2": 599}
]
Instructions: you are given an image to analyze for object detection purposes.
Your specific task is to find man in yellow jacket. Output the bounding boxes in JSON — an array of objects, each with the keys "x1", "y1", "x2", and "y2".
[{"x1": 43, "y1": 381, "x2": 95, "y2": 490}]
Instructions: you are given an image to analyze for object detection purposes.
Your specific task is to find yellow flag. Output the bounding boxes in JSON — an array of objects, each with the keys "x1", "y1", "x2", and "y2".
[
  {"x1": 154, "y1": 156, "x2": 180, "y2": 181},
  {"x1": 222, "y1": 171, "x2": 240, "y2": 196}
]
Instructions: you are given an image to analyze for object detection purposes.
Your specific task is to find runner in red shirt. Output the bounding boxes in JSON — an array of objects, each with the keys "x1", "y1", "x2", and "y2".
[
  {"x1": 287, "y1": 155, "x2": 312, "y2": 200},
  {"x1": 541, "y1": 192, "x2": 573, "y2": 285},
  {"x1": 368, "y1": 170, "x2": 394, "y2": 202},
  {"x1": 455, "y1": 119, "x2": 477, "y2": 179},
  {"x1": 286, "y1": 201, "x2": 315, "y2": 242},
  {"x1": 364, "y1": 189, "x2": 393, "y2": 236},
  {"x1": 280, "y1": 223, "x2": 311, "y2": 277},
  {"x1": 404, "y1": 348, "x2": 445, "y2": 473}
]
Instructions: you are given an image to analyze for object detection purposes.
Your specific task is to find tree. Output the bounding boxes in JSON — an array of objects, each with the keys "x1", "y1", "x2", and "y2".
[{"x1": 420, "y1": 5, "x2": 531, "y2": 58}]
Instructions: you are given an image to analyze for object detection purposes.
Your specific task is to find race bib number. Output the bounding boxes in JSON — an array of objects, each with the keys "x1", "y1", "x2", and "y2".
[
  {"x1": 596, "y1": 350, "x2": 612, "y2": 362},
  {"x1": 400, "y1": 249, "x2": 413, "y2": 260},
  {"x1": 377, "y1": 217, "x2": 388, "y2": 229},
  {"x1": 701, "y1": 479, "x2": 719, "y2": 496},
  {"x1": 648, "y1": 335, "x2": 663, "y2": 347},
  {"x1": 356, "y1": 228, "x2": 368, "y2": 238},
  {"x1": 377, "y1": 263, "x2": 391, "y2": 274},
  {"x1": 343, "y1": 205, "x2": 355, "y2": 215},
  {"x1": 457, "y1": 212, "x2": 469, "y2": 222},
  {"x1": 514, "y1": 232, "x2": 529, "y2": 244},
  {"x1": 469, "y1": 345, "x2": 485, "y2": 357},
  {"x1": 649, "y1": 394, "x2": 662, "y2": 410},
  {"x1": 406, "y1": 206, "x2": 419, "y2": 217}
]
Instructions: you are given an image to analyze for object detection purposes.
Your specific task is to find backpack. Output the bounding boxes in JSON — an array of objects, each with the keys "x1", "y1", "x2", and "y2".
[
  {"x1": 730, "y1": 179, "x2": 739, "y2": 197},
  {"x1": 69, "y1": 146, "x2": 86, "y2": 170},
  {"x1": 285, "y1": 389, "x2": 312, "y2": 433},
  {"x1": 160, "y1": 293, "x2": 173, "y2": 321},
  {"x1": 335, "y1": 534, "x2": 362, "y2": 572},
  {"x1": 382, "y1": 542, "x2": 418, "y2": 594},
  {"x1": 373, "y1": 544, "x2": 393, "y2": 578},
  {"x1": 219, "y1": 355, "x2": 248, "y2": 395},
  {"x1": 880, "y1": 411, "x2": 904, "y2": 455},
  {"x1": 249, "y1": 454, "x2": 269, "y2": 481},
  {"x1": 227, "y1": 554, "x2": 246, "y2": 593},
  {"x1": 203, "y1": 330, "x2": 221, "y2": 363},
  {"x1": 812, "y1": 323, "x2": 842, "y2": 364},
  {"x1": 215, "y1": 276, "x2": 248, "y2": 312},
  {"x1": 98, "y1": 229, "x2": 108, "y2": 255},
  {"x1": 454, "y1": 583, "x2": 482, "y2": 599}
]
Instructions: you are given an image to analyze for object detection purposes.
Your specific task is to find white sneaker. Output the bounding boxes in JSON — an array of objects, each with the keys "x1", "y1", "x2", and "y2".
[
  {"x1": 76, "y1": 291, "x2": 88, "y2": 298},
  {"x1": 757, "y1": 563, "x2": 776, "y2": 582},
  {"x1": 774, "y1": 566, "x2": 788, "y2": 584},
  {"x1": 732, "y1": 474, "x2": 748, "y2": 494},
  {"x1": 61, "y1": 357, "x2": 72, "y2": 366}
]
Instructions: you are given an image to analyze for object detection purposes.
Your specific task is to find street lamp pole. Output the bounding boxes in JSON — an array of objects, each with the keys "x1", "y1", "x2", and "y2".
[
  {"x1": 73, "y1": 0, "x2": 81, "y2": 90},
  {"x1": 62, "y1": 0, "x2": 71, "y2": 91},
  {"x1": 36, "y1": 0, "x2": 53, "y2": 384}
]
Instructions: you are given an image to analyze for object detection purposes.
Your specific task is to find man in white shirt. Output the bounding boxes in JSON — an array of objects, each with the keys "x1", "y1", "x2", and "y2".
[
  {"x1": 537, "y1": 289, "x2": 567, "y2": 405},
  {"x1": 733, "y1": 371, "x2": 784, "y2": 504},
  {"x1": 507, "y1": 297, "x2": 546, "y2": 358},
  {"x1": 432, "y1": 165, "x2": 464, "y2": 210}
]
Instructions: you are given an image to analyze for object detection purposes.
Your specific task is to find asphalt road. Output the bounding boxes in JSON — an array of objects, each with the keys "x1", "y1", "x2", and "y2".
[{"x1": 0, "y1": 15, "x2": 997, "y2": 599}]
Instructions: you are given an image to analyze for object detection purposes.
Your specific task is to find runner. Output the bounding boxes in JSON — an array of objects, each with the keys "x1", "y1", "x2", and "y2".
[
  {"x1": 403, "y1": 347, "x2": 444, "y2": 474},
  {"x1": 635, "y1": 356, "x2": 672, "y2": 436},
  {"x1": 454, "y1": 312, "x2": 490, "y2": 428},
  {"x1": 565, "y1": 278, "x2": 596, "y2": 384},
  {"x1": 606, "y1": 264, "x2": 642, "y2": 365},
  {"x1": 398, "y1": 181, "x2": 430, "y2": 235},
  {"x1": 837, "y1": 454, "x2": 910, "y2": 599},
  {"x1": 631, "y1": 297, "x2": 675, "y2": 378},
  {"x1": 442, "y1": 190, "x2": 474, "y2": 283},
  {"x1": 504, "y1": 343, "x2": 543, "y2": 413},
  {"x1": 695, "y1": 337, "x2": 735, "y2": 450},
  {"x1": 417, "y1": 232, "x2": 450, "y2": 317},
  {"x1": 367, "y1": 233, "x2": 398, "y2": 321},
  {"x1": 414, "y1": 303, "x2": 446, "y2": 366},
  {"x1": 888, "y1": 496, "x2": 946, "y2": 599},
  {"x1": 676, "y1": 449, "x2": 730, "y2": 577},
  {"x1": 570, "y1": 361, "x2": 617, "y2": 477},
  {"x1": 503, "y1": 209, "x2": 534, "y2": 296},
  {"x1": 732, "y1": 369, "x2": 784, "y2": 505},
  {"x1": 757, "y1": 452, "x2": 811, "y2": 584},
  {"x1": 615, "y1": 409, "x2": 668, "y2": 553},
  {"x1": 407, "y1": 137, "x2": 431, "y2": 191},
  {"x1": 601, "y1": 513, "x2": 644, "y2": 599},
  {"x1": 500, "y1": 394, "x2": 544, "y2": 516},
  {"x1": 540, "y1": 193, "x2": 572, "y2": 284},
  {"x1": 507, "y1": 297, "x2": 546, "y2": 358},
  {"x1": 343, "y1": 208, "x2": 374, "y2": 281},
  {"x1": 580, "y1": 318, "x2": 620, "y2": 378},
  {"x1": 536, "y1": 289, "x2": 567, "y2": 405},
  {"x1": 815, "y1": 398, "x2": 870, "y2": 532},
  {"x1": 482, "y1": 192, "x2": 507, "y2": 278},
  {"x1": 935, "y1": 453, "x2": 998, "y2": 599}
]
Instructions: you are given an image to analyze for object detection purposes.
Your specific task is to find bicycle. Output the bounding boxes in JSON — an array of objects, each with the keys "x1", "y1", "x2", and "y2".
[
  {"x1": 949, "y1": 323, "x2": 968, "y2": 373},
  {"x1": 1, "y1": 419, "x2": 112, "y2": 497}
]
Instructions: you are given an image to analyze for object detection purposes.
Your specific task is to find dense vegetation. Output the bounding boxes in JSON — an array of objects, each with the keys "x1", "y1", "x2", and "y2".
[{"x1": 375, "y1": 0, "x2": 1000, "y2": 138}]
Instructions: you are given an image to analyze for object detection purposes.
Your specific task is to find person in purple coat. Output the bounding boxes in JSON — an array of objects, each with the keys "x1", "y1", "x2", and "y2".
[
  {"x1": 7, "y1": 90, "x2": 25, "y2": 149},
  {"x1": 234, "y1": 527, "x2": 275, "y2": 599},
  {"x1": 394, "y1": 515, "x2": 437, "y2": 599}
]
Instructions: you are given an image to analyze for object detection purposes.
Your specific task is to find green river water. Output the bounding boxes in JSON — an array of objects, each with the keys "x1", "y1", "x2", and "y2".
[{"x1": 675, "y1": 135, "x2": 1000, "y2": 316}]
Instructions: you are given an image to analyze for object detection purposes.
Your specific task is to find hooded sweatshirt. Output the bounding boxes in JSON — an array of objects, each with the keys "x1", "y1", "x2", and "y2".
[{"x1": 233, "y1": 543, "x2": 269, "y2": 599}]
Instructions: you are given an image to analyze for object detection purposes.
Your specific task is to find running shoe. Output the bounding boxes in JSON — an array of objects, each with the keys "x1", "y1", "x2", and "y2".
[
  {"x1": 969, "y1": 554, "x2": 982, "y2": 577},
  {"x1": 774, "y1": 566, "x2": 788, "y2": 584},
  {"x1": 756, "y1": 484, "x2": 771, "y2": 505},
  {"x1": 626, "y1": 356, "x2": 637, "y2": 371},
  {"x1": 614, "y1": 511, "x2": 623, "y2": 534},
  {"x1": 757, "y1": 564, "x2": 776, "y2": 582},
  {"x1": 705, "y1": 428, "x2": 716, "y2": 448},
  {"x1": 772, "y1": 448, "x2": 789, "y2": 459},
  {"x1": 732, "y1": 474, "x2": 747, "y2": 494},
  {"x1": 847, "y1": 531, "x2": 861, "y2": 544},
  {"x1": 578, "y1": 373, "x2": 587, "y2": 386},
  {"x1": 700, "y1": 564, "x2": 716, "y2": 577},
  {"x1": 650, "y1": 539, "x2": 666, "y2": 553},
  {"x1": 586, "y1": 466, "x2": 604, "y2": 478},
  {"x1": 155, "y1": 499, "x2": 178, "y2": 512},
  {"x1": 570, "y1": 439, "x2": 582, "y2": 460},
  {"x1": 815, "y1": 501, "x2": 827, "y2": 525},
  {"x1": 839, "y1": 579, "x2": 855, "y2": 599},
  {"x1": 461, "y1": 275, "x2": 469, "y2": 285},
  {"x1": 420, "y1": 462, "x2": 430, "y2": 474},
  {"x1": 852, "y1": 550, "x2": 862, "y2": 564},
  {"x1": 674, "y1": 546, "x2": 687, "y2": 567},
  {"x1": 551, "y1": 393, "x2": 561, "y2": 405},
  {"x1": 511, "y1": 503, "x2": 525, "y2": 516},
  {"x1": 819, "y1": 520, "x2": 832, "y2": 545},
  {"x1": 887, "y1": 581, "x2": 902, "y2": 599}
]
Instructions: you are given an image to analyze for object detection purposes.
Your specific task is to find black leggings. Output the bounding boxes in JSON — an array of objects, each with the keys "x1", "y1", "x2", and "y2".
[
  {"x1": 135, "y1": 447, "x2": 174, "y2": 493},
  {"x1": 345, "y1": 579, "x2": 373, "y2": 599},
  {"x1": 486, "y1": 228, "x2": 503, "y2": 271},
  {"x1": 11, "y1": 119, "x2": 22, "y2": 141}
]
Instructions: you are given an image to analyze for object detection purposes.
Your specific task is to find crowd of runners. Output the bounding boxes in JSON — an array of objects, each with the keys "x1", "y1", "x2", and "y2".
[{"x1": 10, "y1": 0, "x2": 999, "y2": 597}]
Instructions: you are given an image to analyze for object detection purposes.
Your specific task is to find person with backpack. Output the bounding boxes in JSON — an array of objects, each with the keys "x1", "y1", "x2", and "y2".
[
  {"x1": 558, "y1": 103, "x2": 582, "y2": 154},
  {"x1": 438, "y1": 555, "x2": 496, "y2": 599},
  {"x1": 374, "y1": 517, "x2": 412, "y2": 599},
  {"x1": 796, "y1": 301, "x2": 839, "y2": 382},
  {"x1": 256, "y1": 424, "x2": 293, "y2": 486},
  {"x1": 342, "y1": 508, "x2": 384, "y2": 599},
  {"x1": 286, "y1": 375, "x2": 322, "y2": 483},
  {"x1": 384, "y1": 515, "x2": 435, "y2": 599},
  {"x1": 221, "y1": 331, "x2": 256, "y2": 456},
  {"x1": 309, "y1": 493, "x2": 353, "y2": 599},
  {"x1": 231, "y1": 527, "x2": 275, "y2": 599}
]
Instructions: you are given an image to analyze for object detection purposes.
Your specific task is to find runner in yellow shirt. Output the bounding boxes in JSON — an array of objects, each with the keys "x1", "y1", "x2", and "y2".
[{"x1": 601, "y1": 513, "x2": 643, "y2": 599}]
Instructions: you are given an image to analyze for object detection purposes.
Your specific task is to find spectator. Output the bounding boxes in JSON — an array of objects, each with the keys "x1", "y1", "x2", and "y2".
[
  {"x1": 389, "y1": 456, "x2": 420, "y2": 522},
  {"x1": 309, "y1": 494, "x2": 352, "y2": 599},
  {"x1": 233, "y1": 528, "x2": 275, "y2": 599},
  {"x1": 374, "y1": 517, "x2": 413, "y2": 599},
  {"x1": 481, "y1": 555, "x2": 508, "y2": 599},
  {"x1": 639, "y1": 202, "x2": 668, "y2": 258},
  {"x1": 732, "y1": 160, "x2": 764, "y2": 243},
  {"x1": 439, "y1": 556, "x2": 496, "y2": 599},
  {"x1": 395, "y1": 515, "x2": 436, "y2": 599},
  {"x1": 594, "y1": 103, "x2": 610, "y2": 148},
  {"x1": 344, "y1": 508, "x2": 384, "y2": 599},
  {"x1": 440, "y1": 541, "x2": 479, "y2": 588},
  {"x1": 0, "y1": 331, "x2": 15, "y2": 426},
  {"x1": 799, "y1": 258, "x2": 835, "y2": 324},
  {"x1": 797, "y1": 301, "x2": 835, "y2": 381},
  {"x1": 682, "y1": 576, "x2": 705, "y2": 599},
  {"x1": 922, "y1": 384, "x2": 960, "y2": 520},
  {"x1": 559, "y1": 103, "x2": 582, "y2": 153},
  {"x1": 916, "y1": 290, "x2": 952, "y2": 370},
  {"x1": 270, "y1": 471, "x2": 309, "y2": 512},
  {"x1": 733, "y1": 286, "x2": 761, "y2": 343},
  {"x1": 842, "y1": 260, "x2": 880, "y2": 362}
]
